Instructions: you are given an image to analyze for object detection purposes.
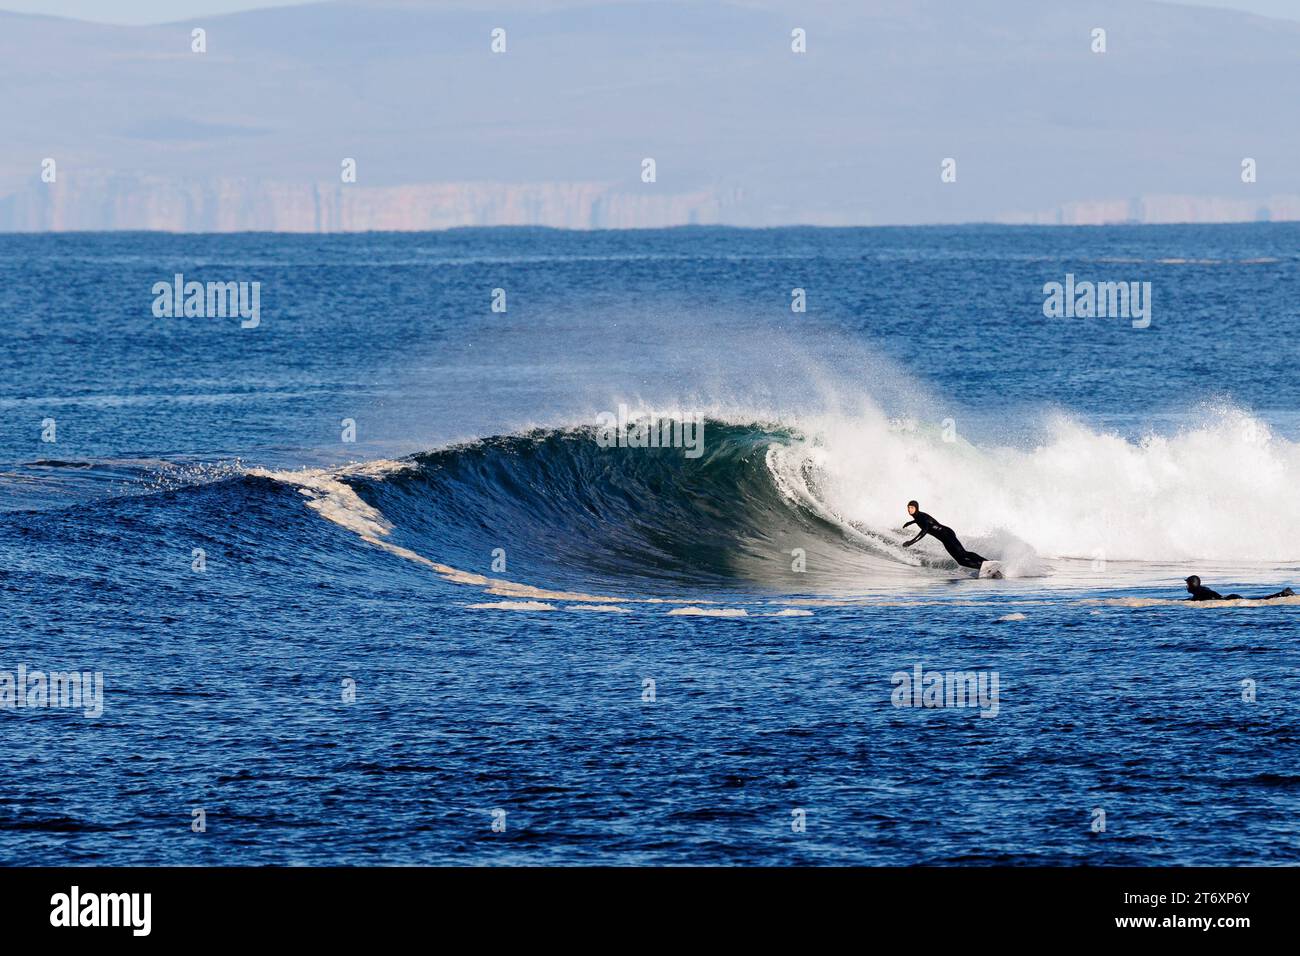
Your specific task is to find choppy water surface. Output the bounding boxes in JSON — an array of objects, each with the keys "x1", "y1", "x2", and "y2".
[{"x1": 2, "y1": 225, "x2": 1297, "y2": 864}]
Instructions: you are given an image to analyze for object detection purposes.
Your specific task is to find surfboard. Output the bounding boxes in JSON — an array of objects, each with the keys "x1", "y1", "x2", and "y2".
[{"x1": 978, "y1": 561, "x2": 1004, "y2": 579}]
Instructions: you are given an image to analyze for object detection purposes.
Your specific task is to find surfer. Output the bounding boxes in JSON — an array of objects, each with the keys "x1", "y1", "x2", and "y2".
[
  {"x1": 1184, "y1": 576, "x2": 1294, "y2": 602},
  {"x1": 902, "y1": 501, "x2": 988, "y2": 571}
]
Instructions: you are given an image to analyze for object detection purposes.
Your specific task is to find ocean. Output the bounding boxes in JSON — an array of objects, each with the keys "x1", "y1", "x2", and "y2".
[{"x1": 1, "y1": 224, "x2": 1297, "y2": 865}]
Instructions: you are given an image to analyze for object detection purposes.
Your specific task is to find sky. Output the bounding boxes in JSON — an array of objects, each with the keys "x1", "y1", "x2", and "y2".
[
  {"x1": 0, "y1": 0, "x2": 319, "y2": 24},
  {"x1": 2, "y1": 0, "x2": 1300, "y2": 26},
  {"x1": 2, "y1": 0, "x2": 1297, "y2": 230}
]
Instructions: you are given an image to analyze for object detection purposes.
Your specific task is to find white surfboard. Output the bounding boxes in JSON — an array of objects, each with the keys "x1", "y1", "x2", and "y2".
[{"x1": 978, "y1": 561, "x2": 1004, "y2": 579}]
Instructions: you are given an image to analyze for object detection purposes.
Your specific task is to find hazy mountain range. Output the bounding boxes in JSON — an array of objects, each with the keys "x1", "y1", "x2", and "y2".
[{"x1": 2, "y1": 0, "x2": 1298, "y2": 230}]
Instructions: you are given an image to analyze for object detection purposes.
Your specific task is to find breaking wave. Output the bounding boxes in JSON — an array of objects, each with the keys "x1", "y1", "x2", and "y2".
[{"x1": 248, "y1": 404, "x2": 1300, "y2": 598}]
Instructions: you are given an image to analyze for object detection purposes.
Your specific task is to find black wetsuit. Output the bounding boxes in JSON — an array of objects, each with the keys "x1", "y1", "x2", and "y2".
[
  {"x1": 903, "y1": 511, "x2": 987, "y2": 570},
  {"x1": 1188, "y1": 584, "x2": 1294, "y2": 601},
  {"x1": 1188, "y1": 583, "x2": 1239, "y2": 601}
]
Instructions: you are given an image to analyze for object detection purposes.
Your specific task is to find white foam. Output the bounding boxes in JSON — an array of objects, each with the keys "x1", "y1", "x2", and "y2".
[
  {"x1": 248, "y1": 467, "x2": 393, "y2": 539},
  {"x1": 770, "y1": 404, "x2": 1300, "y2": 564},
  {"x1": 466, "y1": 601, "x2": 557, "y2": 611},
  {"x1": 667, "y1": 606, "x2": 748, "y2": 617}
]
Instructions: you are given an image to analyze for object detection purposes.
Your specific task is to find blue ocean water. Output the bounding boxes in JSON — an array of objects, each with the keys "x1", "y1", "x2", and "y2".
[{"x1": 1, "y1": 224, "x2": 1298, "y2": 865}]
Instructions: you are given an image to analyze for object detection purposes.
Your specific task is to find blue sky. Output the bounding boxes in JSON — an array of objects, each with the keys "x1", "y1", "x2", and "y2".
[{"x1": 2, "y1": 0, "x2": 1300, "y2": 26}]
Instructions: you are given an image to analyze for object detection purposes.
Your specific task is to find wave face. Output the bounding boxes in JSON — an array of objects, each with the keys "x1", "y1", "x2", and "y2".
[
  {"x1": 332, "y1": 423, "x2": 906, "y2": 596},
  {"x1": 261, "y1": 405, "x2": 1300, "y2": 599}
]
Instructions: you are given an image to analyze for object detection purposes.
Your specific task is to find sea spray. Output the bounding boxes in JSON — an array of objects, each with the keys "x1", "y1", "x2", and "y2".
[{"x1": 794, "y1": 404, "x2": 1300, "y2": 562}]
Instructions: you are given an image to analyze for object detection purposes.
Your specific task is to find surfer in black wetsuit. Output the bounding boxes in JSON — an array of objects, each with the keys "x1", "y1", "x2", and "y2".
[
  {"x1": 1184, "y1": 575, "x2": 1294, "y2": 602},
  {"x1": 902, "y1": 500, "x2": 987, "y2": 571}
]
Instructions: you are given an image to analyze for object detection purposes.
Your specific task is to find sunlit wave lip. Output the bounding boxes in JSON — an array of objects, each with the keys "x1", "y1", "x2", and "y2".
[{"x1": 247, "y1": 460, "x2": 641, "y2": 605}]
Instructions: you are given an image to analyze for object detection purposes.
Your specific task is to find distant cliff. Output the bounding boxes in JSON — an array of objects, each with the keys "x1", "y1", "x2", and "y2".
[
  {"x1": 0, "y1": 173, "x2": 731, "y2": 231},
  {"x1": 1001, "y1": 194, "x2": 1300, "y2": 226},
  {"x1": 8, "y1": 172, "x2": 1297, "y2": 231}
]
